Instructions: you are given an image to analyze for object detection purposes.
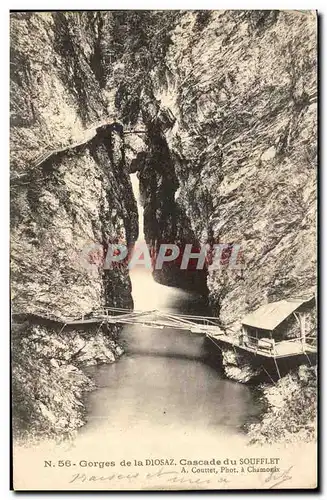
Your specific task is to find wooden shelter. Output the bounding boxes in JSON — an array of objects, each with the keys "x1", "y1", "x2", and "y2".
[{"x1": 240, "y1": 296, "x2": 316, "y2": 352}]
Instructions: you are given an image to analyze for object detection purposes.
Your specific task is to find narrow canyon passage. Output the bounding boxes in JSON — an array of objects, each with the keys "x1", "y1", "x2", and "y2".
[
  {"x1": 10, "y1": 12, "x2": 317, "y2": 490},
  {"x1": 75, "y1": 174, "x2": 261, "y2": 454}
]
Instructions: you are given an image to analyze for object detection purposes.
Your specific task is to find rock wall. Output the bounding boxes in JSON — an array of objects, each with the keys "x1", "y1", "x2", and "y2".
[
  {"x1": 247, "y1": 365, "x2": 317, "y2": 444},
  {"x1": 12, "y1": 320, "x2": 123, "y2": 441},
  {"x1": 11, "y1": 127, "x2": 137, "y2": 318},
  {"x1": 10, "y1": 12, "x2": 115, "y2": 174},
  {"x1": 11, "y1": 127, "x2": 138, "y2": 440},
  {"x1": 134, "y1": 119, "x2": 209, "y2": 294},
  {"x1": 10, "y1": 12, "x2": 138, "y2": 439},
  {"x1": 135, "y1": 10, "x2": 317, "y2": 328}
]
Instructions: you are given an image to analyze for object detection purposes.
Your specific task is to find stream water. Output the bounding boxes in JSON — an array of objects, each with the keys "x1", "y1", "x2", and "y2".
[{"x1": 76, "y1": 174, "x2": 260, "y2": 454}]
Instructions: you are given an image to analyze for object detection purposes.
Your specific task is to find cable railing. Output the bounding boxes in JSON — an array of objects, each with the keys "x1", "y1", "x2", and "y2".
[
  {"x1": 241, "y1": 332, "x2": 317, "y2": 356},
  {"x1": 10, "y1": 119, "x2": 119, "y2": 183},
  {"x1": 12, "y1": 307, "x2": 222, "y2": 334},
  {"x1": 12, "y1": 308, "x2": 317, "y2": 355}
]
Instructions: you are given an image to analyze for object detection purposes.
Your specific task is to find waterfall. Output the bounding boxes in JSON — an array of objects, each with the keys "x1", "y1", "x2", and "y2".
[
  {"x1": 130, "y1": 173, "x2": 145, "y2": 242},
  {"x1": 129, "y1": 173, "x2": 191, "y2": 311}
]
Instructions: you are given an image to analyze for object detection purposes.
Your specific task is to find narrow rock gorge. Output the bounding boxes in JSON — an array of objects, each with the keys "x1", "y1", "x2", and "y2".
[
  {"x1": 112, "y1": 10, "x2": 317, "y2": 387},
  {"x1": 10, "y1": 10, "x2": 317, "y2": 443},
  {"x1": 11, "y1": 12, "x2": 140, "y2": 438},
  {"x1": 119, "y1": 10, "x2": 317, "y2": 329}
]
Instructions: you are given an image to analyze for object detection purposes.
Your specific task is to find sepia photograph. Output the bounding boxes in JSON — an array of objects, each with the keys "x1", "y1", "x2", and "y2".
[{"x1": 10, "y1": 9, "x2": 317, "y2": 490}]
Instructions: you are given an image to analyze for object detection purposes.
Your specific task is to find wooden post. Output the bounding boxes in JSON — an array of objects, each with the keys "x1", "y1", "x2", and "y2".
[
  {"x1": 297, "y1": 312, "x2": 306, "y2": 346},
  {"x1": 301, "y1": 313, "x2": 306, "y2": 345},
  {"x1": 261, "y1": 364, "x2": 276, "y2": 385},
  {"x1": 58, "y1": 323, "x2": 67, "y2": 335},
  {"x1": 274, "y1": 356, "x2": 281, "y2": 380},
  {"x1": 107, "y1": 51, "x2": 114, "y2": 65},
  {"x1": 293, "y1": 312, "x2": 302, "y2": 345}
]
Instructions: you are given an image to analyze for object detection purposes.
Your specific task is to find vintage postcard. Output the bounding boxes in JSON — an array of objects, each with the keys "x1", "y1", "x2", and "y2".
[{"x1": 10, "y1": 10, "x2": 318, "y2": 490}]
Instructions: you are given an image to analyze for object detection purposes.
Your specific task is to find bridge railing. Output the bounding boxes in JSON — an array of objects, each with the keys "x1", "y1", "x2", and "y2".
[
  {"x1": 100, "y1": 307, "x2": 221, "y2": 326},
  {"x1": 241, "y1": 333, "x2": 317, "y2": 355}
]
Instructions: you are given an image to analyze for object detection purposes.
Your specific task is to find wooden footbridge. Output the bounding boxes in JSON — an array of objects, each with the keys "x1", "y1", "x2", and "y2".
[
  {"x1": 13, "y1": 306, "x2": 317, "y2": 363},
  {"x1": 67, "y1": 307, "x2": 222, "y2": 333},
  {"x1": 13, "y1": 307, "x2": 223, "y2": 336}
]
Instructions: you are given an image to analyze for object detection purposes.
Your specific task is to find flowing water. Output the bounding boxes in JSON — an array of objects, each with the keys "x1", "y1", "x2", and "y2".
[{"x1": 76, "y1": 174, "x2": 260, "y2": 454}]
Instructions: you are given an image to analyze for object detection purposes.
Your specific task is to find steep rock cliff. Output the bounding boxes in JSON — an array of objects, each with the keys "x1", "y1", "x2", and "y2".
[
  {"x1": 10, "y1": 12, "x2": 138, "y2": 439},
  {"x1": 136, "y1": 10, "x2": 317, "y2": 329},
  {"x1": 11, "y1": 127, "x2": 137, "y2": 317},
  {"x1": 108, "y1": 10, "x2": 317, "y2": 389},
  {"x1": 11, "y1": 12, "x2": 115, "y2": 174}
]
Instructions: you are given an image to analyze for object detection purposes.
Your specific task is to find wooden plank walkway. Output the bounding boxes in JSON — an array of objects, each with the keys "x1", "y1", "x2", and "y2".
[
  {"x1": 11, "y1": 121, "x2": 147, "y2": 184},
  {"x1": 206, "y1": 332, "x2": 317, "y2": 360},
  {"x1": 12, "y1": 306, "x2": 317, "y2": 361},
  {"x1": 65, "y1": 308, "x2": 222, "y2": 335},
  {"x1": 12, "y1": 307, "x2": 222, "y2": 335}
]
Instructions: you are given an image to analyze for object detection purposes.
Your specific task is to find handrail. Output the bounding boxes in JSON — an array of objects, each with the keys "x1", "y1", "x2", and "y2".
[
  {"x1": 102, "y1": 306, "x2": 221, "y2": 322},
  {"x1": 11, "y1": 310, "x2": 317, "y2": 354},
  {"x1": 242, "y1": 333, "x2": 317, "y2": 345},
  {"x1": 11, "y1": 119, "x2": 119, "y2": 181}
]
